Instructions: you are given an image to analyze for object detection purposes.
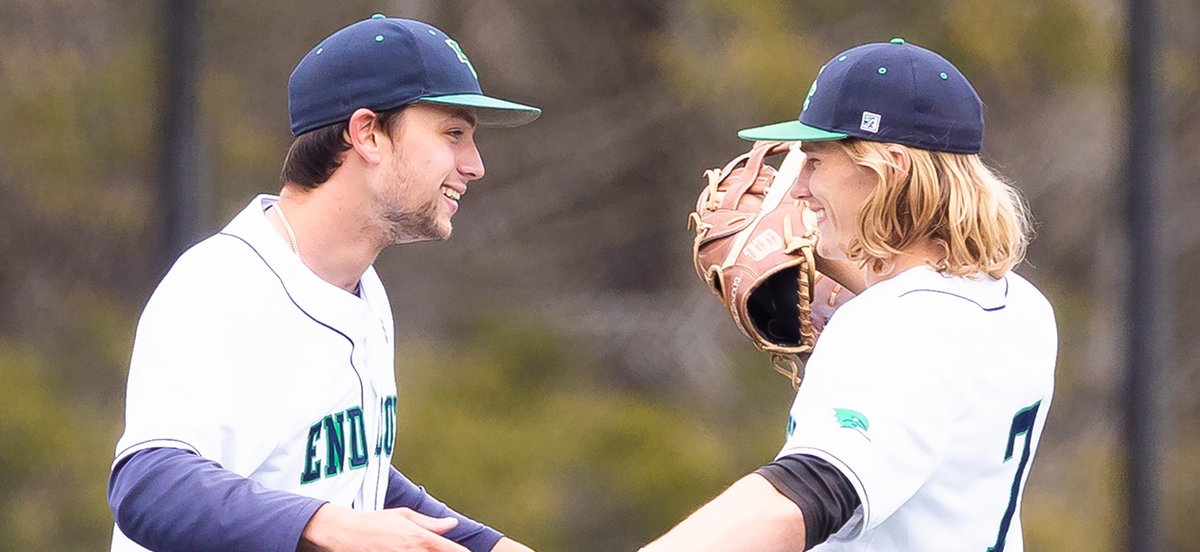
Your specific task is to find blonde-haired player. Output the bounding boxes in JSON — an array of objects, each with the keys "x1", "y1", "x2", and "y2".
[
  {"x1": 644, "y1": 39, "x2": 1055, "y2": 551},
  {"x1": 833, "y1": 139, "x2": 1031, "y2": 280}
]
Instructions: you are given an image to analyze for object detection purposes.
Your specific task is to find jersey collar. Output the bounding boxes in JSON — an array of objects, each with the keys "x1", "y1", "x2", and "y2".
[
  {"x1": 220, "y1": 195, "x2": 378, "y2": 333},
  {"x1": 883, "y1": 265, "x2": 1009, "y2": 312}
]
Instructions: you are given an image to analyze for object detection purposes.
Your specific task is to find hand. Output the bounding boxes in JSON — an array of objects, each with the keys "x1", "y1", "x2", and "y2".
[
  {"x1": 298, "y1": 504, "x2": 469, "y2": 552},
  {"x1": 810, "y1": 272, "x2": 855, "y2": 333},
  {"x1": 490, "y1": 537, "x2": 537, "y2": 552}
]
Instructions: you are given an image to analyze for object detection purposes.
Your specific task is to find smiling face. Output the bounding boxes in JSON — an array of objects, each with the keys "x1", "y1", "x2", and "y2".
[
  {"x1": 371, "y1": 103, "x2": 484, "y2": 245},
  {"x1": 793, "y1": 141, "x2": 878, "y2": 260}
]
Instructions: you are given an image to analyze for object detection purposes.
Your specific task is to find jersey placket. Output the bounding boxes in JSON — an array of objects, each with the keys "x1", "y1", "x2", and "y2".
[{"x1": 355, "y1": 292, "x2": 395, "y2": 511}]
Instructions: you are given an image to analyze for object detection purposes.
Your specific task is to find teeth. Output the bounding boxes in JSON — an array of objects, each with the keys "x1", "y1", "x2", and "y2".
[{"x1": 441, "y1": 187, "x2": 461, "y2": 201}]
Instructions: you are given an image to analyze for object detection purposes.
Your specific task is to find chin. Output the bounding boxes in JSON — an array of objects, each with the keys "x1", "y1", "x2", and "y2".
[
  {"x1": 817, "y1": 242, "x2": 847, "y2": 261},
  {"x1": 387, "y1": 224, "x2": 451, "y2": 245},
  {"x1": 417, "y1": 213, "x2": 453, "y2": 242}
]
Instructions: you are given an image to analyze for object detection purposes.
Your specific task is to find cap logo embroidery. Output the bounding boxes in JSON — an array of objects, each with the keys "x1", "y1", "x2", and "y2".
[
  {"x1": 444, "y1": 39, "x2": 478, "y2": 80},
  {"x1": 860, "y1": 111, "x2": 881, "y2": 133},
  {"x1": 801, "y1": 65, "x2": 826, "y2": 112}
]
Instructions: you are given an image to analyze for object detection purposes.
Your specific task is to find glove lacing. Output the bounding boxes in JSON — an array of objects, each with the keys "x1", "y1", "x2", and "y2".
[
  {"x1": 771, "y1": 354, "x2": 804, "y2": 390},
  {"x1": 771, "y1": 209, "x2": 819, "y2": 391}
]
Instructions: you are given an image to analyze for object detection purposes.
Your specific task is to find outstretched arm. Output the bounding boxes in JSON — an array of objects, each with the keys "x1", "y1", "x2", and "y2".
[
  {"x1": 641, "y1": 453, "x2": 859, "y2": 552},
  {"x1": 110, "y1": 448, "x2": 484, "y2": 552},
  {"x1": 299, "y1": 504, "x2": 468, "y2": 552},
  {"x1": 383, "y1": 467, "x2": 535, "y2": 552},
  {"x1": 109, "y1": 447, "x2": 326, "y2": 552},
  {"x1": 489, "y1": 538, "x2": 535, "y2": 552},
  {"x1": 641, "y1": 474, "x2": 805, "y2": 552}
]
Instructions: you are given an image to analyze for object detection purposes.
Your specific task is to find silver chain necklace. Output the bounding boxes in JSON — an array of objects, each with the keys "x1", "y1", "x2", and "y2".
[{"x1": 273, "y1": 203, "x2": 301, "y2": 257}]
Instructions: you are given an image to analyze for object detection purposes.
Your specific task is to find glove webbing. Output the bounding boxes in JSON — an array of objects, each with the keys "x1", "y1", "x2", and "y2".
[
  {"x1": 770, "y1": 245, "x2": 816, "y2": 390},
  {"x1": 788, "y1": 220, "x2": 818, "y2": 350}
]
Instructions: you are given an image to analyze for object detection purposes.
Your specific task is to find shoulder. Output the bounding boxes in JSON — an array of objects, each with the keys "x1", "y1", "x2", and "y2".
[
  {"x1": 857, "y1": 267, "x2": 1019, "y2": 313},
  {"x1": 140, "y1": 233, "x2": 282, "y2": 323},
  {"x1": 820, "y1": 268, "x2": 1005, "y2": 345},
  {"x1": 160, "y1": 233, "x2": 276, "y2": 290},
  {"x1": 128, "y1": 236, "x2": 288, "y2": 372},
  {"x1": 1003, "y1": 271, "x2": 1055, "y2": 317}
]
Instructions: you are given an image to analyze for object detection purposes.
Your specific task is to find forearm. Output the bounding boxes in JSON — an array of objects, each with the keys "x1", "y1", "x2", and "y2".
[
  {"x1": 386, "y1": 467, "x2": 505, "y2": 552},
  {"x1": 108, "y1": 447, "x2": 325, "y2": 552},
  {"x1": 641, "y1": 474, "x2": 806, "y2": 552},
  {"x1": 489, "y1": 537, "x2": 535, "y2": 552}
]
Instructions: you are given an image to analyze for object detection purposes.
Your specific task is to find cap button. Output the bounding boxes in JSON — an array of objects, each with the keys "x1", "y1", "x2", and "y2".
[
  {"x1": 890, "y1": 37, "x2": 905, "y2": 45},
  {"x1": 371, "y1": 13, "x2": 386, "y2": 20}
]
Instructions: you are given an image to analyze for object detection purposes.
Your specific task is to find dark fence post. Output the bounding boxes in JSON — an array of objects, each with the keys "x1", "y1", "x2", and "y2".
[
  {"x1": 1126, "y1": 0, "x2": 1168, "y2": 550},
  {"x1": 159, "y1": 0, "x2": 206, "y2": 268}
]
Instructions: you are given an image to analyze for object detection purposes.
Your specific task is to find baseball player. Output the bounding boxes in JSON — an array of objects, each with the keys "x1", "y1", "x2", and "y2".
[
  {"x1": 645, "y1": 39, "x2": 1056, "y2": 551},
  {"x1": 107, "y1": 16, "x2": 540, "y2": 552}
]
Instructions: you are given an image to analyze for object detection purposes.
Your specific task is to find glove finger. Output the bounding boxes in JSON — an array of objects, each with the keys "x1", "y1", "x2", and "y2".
[
  {"x1": 721, "y1": 166, "x2": 772, "y2": 195},
  {"x1": 711, "y1": 191, "x2": 764, "y2": 212}
]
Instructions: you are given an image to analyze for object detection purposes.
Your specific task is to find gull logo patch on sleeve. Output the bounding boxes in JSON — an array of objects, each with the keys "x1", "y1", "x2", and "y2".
[{"x1": 833, "y1": 408, "x2": 871, "y2": 440}]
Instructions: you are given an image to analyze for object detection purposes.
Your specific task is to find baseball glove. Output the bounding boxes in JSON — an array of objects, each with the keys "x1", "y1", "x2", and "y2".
[{"x1": 688, "y1": 141, "x2": 857, "y2": 388}]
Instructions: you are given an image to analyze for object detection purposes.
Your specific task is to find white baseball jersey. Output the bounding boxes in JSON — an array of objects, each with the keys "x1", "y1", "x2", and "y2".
[
  {"x1": 112, "y1": 195, "x2": 398, "y2": 551},
  {"x1": 779, "y1": 266, "x2": 1056, "y2": 551}
]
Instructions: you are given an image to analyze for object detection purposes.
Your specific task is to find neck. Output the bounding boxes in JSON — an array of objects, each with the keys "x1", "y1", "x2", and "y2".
[
  {"x1": 863, "y1": 242, "x2": 943, "y2": 288},
  {"x1": 269, "y1": 181, "x2": 385, "y2": 293}
]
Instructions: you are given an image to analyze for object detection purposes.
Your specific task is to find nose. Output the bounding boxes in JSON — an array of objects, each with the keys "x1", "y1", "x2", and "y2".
[
  {"x1": 459, "y1": 142, "x2": 485, "y2": 182},
  {"x1": 791, "y1": 165, "x2": 813, "y2": 199}
]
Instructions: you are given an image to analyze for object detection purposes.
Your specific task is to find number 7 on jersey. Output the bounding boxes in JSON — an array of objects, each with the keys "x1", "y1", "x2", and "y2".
[{"x1": 988, "y1": 400, "x2": 1042, "y2": 552}]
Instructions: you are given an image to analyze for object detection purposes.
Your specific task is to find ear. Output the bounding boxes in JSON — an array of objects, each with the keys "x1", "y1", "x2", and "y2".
[
  {"x1": 345, "y1": 108, "x2": 386, "y2": 166},
  {"x1": 884, "y1": 144, "x2": 911, "y2": 180}
]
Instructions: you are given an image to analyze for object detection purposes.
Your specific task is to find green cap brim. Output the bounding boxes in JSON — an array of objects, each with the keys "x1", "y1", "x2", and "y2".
[
  {"x1": 737, "y1": 120, "x2": 847, "y2": 141},
  {"x1": 419, "y1": 94, "x2": 541, "y2": 128}
]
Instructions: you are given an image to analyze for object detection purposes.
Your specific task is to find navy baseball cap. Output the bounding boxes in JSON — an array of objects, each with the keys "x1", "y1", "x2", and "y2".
[
  {"x1": 738, "y1": 38, "x2": 983, "y2": 154},
  {"x1": 288, "y1": 14, "x2": 541, "y2": 136}
]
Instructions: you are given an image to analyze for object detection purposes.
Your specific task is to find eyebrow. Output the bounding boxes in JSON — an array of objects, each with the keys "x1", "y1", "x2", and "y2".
[
  {"x1": 443, "y1": 108, "x2": 478, "y2": 129},
  {"x1": 800, "y1": 141, "x2": 833, "y2": 154}
]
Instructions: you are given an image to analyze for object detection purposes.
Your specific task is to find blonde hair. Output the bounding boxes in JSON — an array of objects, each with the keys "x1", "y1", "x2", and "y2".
[{"x1": 837, "y1": 139, "x2": 1032, "y2": 279}]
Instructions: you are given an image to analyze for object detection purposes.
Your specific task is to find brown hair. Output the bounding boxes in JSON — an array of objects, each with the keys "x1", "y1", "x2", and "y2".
[
  {"x1": 837, "y1": 139, "x2": 1033, "y2": 279},
  {"x1": 280, "y1": 107, "x2": 406, "y2": 189}
]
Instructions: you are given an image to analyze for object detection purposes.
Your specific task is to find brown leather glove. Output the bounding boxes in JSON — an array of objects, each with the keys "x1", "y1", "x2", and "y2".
[{"x1": 689, "y1": 141, "x2": 859, "y2": 388}]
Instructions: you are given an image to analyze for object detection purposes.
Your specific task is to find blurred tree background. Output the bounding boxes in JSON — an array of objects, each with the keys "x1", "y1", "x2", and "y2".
[{"x1": 0, "y1": 0, "x2": 1197, "y2": 550}]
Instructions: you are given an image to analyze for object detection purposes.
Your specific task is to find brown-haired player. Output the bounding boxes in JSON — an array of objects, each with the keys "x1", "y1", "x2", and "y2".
[{"x1": 108, "y1": 15, "x2": 540, "y2": 552}]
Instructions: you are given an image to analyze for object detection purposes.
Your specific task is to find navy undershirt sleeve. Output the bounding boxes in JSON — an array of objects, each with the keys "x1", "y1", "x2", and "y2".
[
  {"x1": 754, "y1": 453, "x2": 861, "y2": 550},
  {"x1": 108, "y1": 447, "x2": 325, "y2": 552},
  {"x1": 386, "y1": 466, "x2": 504, "y2": 552}
]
